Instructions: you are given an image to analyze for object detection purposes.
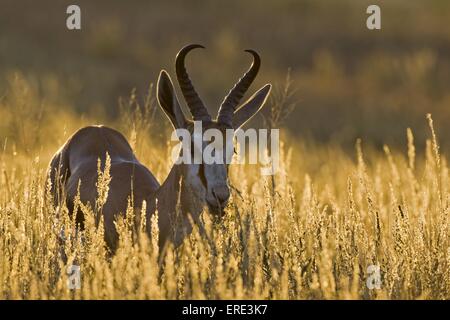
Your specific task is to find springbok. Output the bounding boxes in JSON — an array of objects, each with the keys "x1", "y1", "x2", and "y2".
[{"x1": 47, "y1": 44, "x2": 271, "y2": 251}]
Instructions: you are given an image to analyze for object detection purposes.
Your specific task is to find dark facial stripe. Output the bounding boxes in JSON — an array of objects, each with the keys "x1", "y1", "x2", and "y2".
[{"x1": 198, "y1": 163, "x2": 207, "y2": 187}]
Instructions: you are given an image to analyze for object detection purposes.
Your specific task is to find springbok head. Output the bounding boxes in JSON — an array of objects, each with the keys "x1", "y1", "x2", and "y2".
[{"x1": 157, "y1": 44, "x2": 271, "y2": 216}]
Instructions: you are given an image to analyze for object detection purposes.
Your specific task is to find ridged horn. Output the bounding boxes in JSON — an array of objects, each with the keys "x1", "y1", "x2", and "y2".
[
  {"x1": 217, "y1": 49, "x2": 261, "y2": 126},
  {"x1": 175, "y1": 44, "x2": 211, "y2": 121}
]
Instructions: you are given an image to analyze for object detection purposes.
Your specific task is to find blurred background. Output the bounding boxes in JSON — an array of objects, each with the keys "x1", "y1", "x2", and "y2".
[{"x1": 0, "y1": 0, "x2": 449, "y2": 152}]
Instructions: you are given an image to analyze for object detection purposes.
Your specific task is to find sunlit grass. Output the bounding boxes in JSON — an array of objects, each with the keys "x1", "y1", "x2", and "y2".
[{"x1": 0, "y1": 75, "x2": 448, "y2": 300}]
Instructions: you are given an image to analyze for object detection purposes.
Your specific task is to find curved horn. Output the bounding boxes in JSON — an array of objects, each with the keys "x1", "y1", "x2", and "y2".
[
  {"x1": 217, "y1": 49, "x2": 261, "y2": 126},
  {"x1": 175, "y1": 44, "x2": 211, "y2": 121}
]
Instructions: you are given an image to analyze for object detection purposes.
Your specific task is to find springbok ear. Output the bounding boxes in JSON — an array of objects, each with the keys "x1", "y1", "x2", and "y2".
[
  {"x1": 232, "y1": 84, "x2": 271, "y2": 129},
  {"x1": 157, "y1": 70, "x2": 187, "y2": 129}
]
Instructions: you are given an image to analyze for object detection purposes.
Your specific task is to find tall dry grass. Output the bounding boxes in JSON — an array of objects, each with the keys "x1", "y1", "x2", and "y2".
[{"x1": 0, "y1": 75, "x2": 448, "y2": 299}]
